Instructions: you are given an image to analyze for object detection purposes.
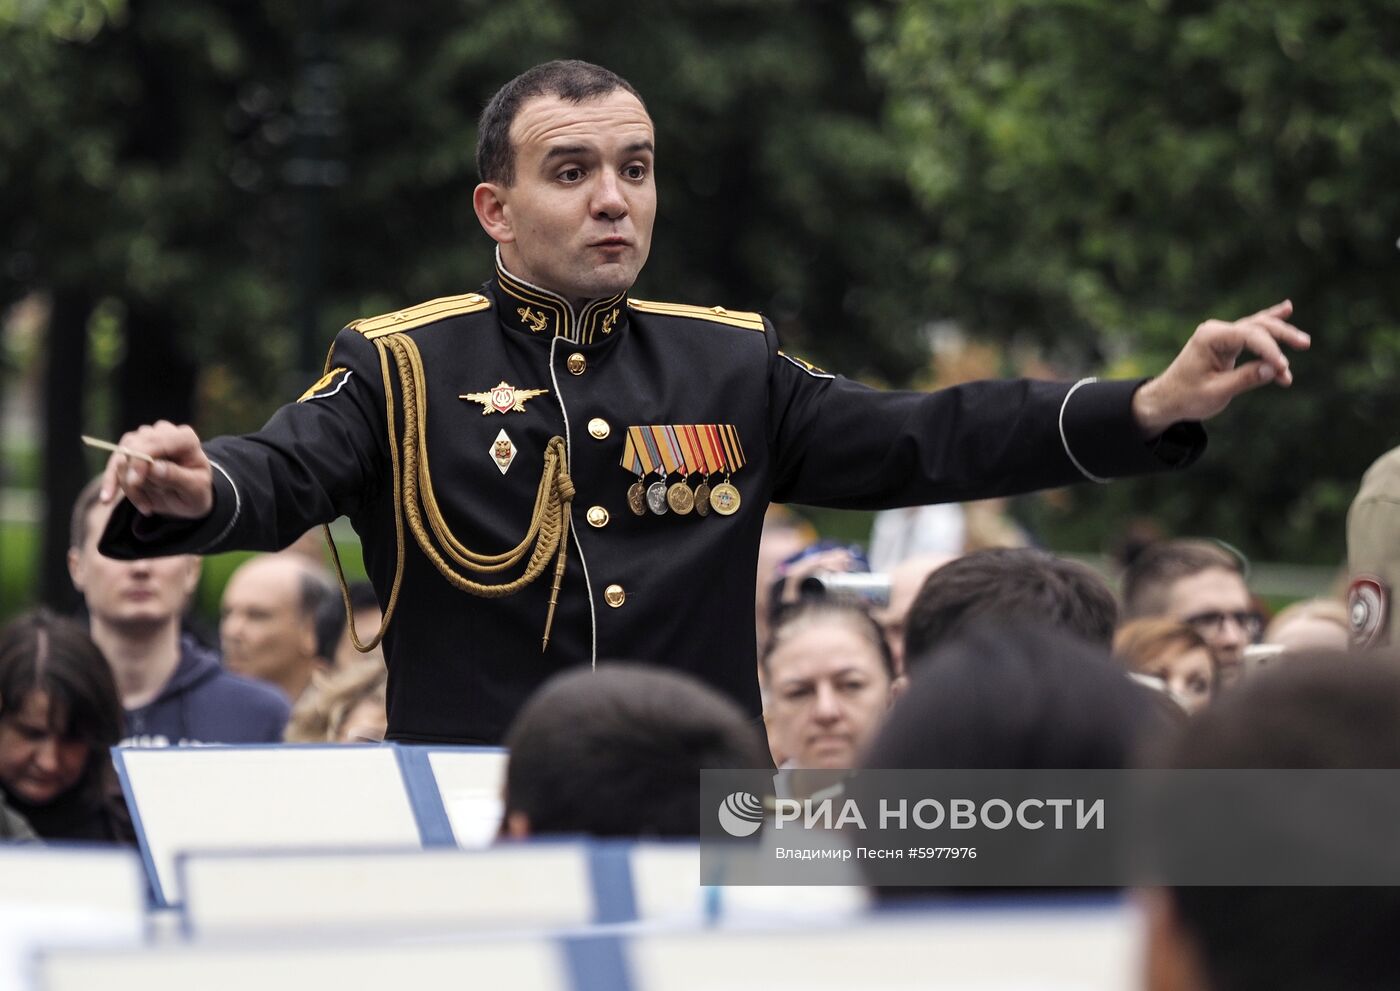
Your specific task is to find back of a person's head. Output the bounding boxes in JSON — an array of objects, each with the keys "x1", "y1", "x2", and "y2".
[
  {"x1": 869, "y1": 621, "x2": 1162, "y2": 770},
  {"x1": 1155, "y1": 654, "x2": 1400, "y2": 991},
  {"x1": 1120, "y1": 539, "x2": 1243, "y2": 620},
  {"x1": 503, "y1": 663, "x2": 766, "y2": 838},
  {"x1": 902, "y1": 548, "x2": 1118, "y2": 666}
]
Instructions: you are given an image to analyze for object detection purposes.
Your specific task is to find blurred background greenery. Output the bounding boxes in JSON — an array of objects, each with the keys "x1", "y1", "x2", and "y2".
[{"x1": 1, "y1": 0, "x2": 1395, "y2": 623}]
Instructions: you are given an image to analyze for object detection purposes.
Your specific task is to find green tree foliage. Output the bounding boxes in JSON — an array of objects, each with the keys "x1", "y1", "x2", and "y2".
[
  {"x1": 1, "y1": 0, "x2": 928, "y2": 608},
  {"x1": 861, "y1": 0, "x2": 1400, "y2": 562}
]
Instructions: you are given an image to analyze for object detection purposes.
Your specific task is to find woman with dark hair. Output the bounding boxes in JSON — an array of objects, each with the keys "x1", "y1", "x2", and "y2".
[
  {"x1": 0, "y1": 609, "x2": 134, "y2": 843},
  {"x1": 760, "y1": 600, "x2": 898, "y2": 772}
]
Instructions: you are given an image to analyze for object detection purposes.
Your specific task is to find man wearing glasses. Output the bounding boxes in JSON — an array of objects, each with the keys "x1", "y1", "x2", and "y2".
[{"x1": 1121, "y1": 539, "x2": 1260, "y2": 687}]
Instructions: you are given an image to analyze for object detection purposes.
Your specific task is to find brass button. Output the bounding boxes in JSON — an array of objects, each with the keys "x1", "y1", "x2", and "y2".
[
  {"x1": 567, "y1": 352, "x2": 586, "y2": 375},
  {"x1": 587, "y1": 506, "x2": 610, "y2": 528},
  {"x1": 588, "y1": 418, "x2": 611, "y2": 440},
  {"x1": 604, "y1": 584, "x2": 626, "y2": 608}
]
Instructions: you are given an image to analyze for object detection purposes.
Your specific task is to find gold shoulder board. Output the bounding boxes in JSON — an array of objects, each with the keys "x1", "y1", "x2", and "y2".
[
  {"x1": 349, "y1": 292, "x2": 492, "y2": 340},
  {"x1": 628, "y1": 298, "x2": 765, "y2": 333}
]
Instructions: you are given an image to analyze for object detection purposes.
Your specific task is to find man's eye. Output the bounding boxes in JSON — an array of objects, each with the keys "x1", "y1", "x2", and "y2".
[
  {"x1": 783, "y1": 686, "x2": 812, "y2": 701},
  {"x1": 558, "y1": 168, "x2": 584, "y2": 182},
  {"x1": 623, "y1": 164, "x2": 647, "y2": 180}
]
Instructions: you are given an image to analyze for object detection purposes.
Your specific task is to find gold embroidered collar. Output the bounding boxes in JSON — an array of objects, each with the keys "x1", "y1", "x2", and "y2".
[{"x1": 494, "y1": 254, "x2": 627, "y2": 345}]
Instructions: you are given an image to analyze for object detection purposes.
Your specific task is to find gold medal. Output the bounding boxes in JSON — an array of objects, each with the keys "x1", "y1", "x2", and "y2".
[
  {"x1": 627, "y1": 481, "x2": 646, "y2": 516},
  {"x1": 694, "y1": 480, "x2": 711, "y2": 517},
  {"x1": 667, "y1": 482, "x2": 695, "y2": 515},
  {"x1": 710, "y1": 481, "x2": 741, "y2": 516},
  {"x1": 646, "y1": 480, "x2": 669, "y2": 515}
]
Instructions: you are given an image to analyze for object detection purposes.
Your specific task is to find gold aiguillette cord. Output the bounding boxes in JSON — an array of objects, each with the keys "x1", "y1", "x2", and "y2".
[{"x1": 324, "y1": 332, "x2": 575, "y2": 655}]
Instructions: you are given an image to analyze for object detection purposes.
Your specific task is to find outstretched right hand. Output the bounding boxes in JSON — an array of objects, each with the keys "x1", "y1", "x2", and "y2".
[{"x1": 98, "y1": 420, "x2": 214, "y2": 519}]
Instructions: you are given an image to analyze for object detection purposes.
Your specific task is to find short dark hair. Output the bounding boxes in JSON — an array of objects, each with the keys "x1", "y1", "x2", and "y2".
[
  {"x1": 1157, "y1": 653, "x2": 1400, "y2": 991},
  {"x1": 1120, "y1": 539, "x2": 1244, "y2": 620},
  {"x1": 503, "y1": 663, "x2": 766, "y2": 838},
  {"x1": 476, "y1": 60, "x2": 646, "y2": 185},
  {"x1": 311, "y1": 582, "x2": 345, "y2": 664},
  {"x1": 856, "y1": 622, "x2": 1168, "y2": 901},
  {"x1": 298, "y1": 570, "x2": 339, "y2": 662},
  {"x1": 903, "y1": 548, "x2": 1118, "y2": 666},
  {"x1": 69, "y1": 475, "x2": 105, "y2": 550},
  {"x1": 0, "y1": 609, "x2": 124, "y2": 811},
  {"x1": 867, "y1": 621, "x2": 1164, "y2": 771},
  {"x1": 762, "y1": 600, "x2": 896, "y2": 681}
]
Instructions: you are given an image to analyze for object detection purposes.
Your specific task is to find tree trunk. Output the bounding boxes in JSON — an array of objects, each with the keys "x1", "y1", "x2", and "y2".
[
  {"x1": 116, "y1": 302, "x2": 197, "y2": 430},
  {"x1": 39, "y1": 288, "x2": 94, "y2": 611}
]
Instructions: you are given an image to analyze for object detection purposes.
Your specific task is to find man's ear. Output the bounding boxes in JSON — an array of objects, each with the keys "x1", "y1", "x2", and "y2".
[
  {"x1": 181, "y1": 556, "x2": 202, "y2": 600},
  {"x1": 473, "y1": 182, "x2": 514, "y2": 245},
  {"x1": 504, "y1": 809, "x2": 531, "y2": 840},
  {"x1": 67, "y1": 547, "x2": 85, "y2": 594},
  {"x1": 889, "y1": 674, "x2": 909, "y2": 704},
  {"x1": 299, "y1": 614, "x2": 319, "y2": 659}
]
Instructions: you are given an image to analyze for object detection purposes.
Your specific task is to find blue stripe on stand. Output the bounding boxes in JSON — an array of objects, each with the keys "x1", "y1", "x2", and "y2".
[
  {"x1": 565, "y1": 933, "x2": 631, "y2": 991},
  {"x1": 587, "y1": 840, "x2": 638, "y2": 924},
  {"x1": 110, "y1": 747, "x2": 168, "y2": 908},
  {"x1": 393, "y1": 744, "x2": 457, "y2": 847}
]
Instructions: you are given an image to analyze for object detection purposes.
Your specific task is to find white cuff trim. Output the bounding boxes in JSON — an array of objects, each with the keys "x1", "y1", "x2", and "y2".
[
  {"x1": 1059, "y1": 377, "x2": 1110, "y2": 485},
  {"x1": 196, "y1": 459, "x2": 243, "y2": 553}
]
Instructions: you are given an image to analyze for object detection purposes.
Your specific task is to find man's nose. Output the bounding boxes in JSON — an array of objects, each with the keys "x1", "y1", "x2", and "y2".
[
  {"x1": 592, "y1": 173, "x2": 629, "y2": 220},
  {"x1": 1216, "y1": 615, "x2": 1252, "y2": 645},
  {"x1": 812, "y1": 684, "x2": 843, "y2": 722}
]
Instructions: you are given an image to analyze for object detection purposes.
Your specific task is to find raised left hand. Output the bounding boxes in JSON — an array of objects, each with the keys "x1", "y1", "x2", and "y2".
[{"x1": 1132, "y1": 300, "x2": 1310, "y2": 437}]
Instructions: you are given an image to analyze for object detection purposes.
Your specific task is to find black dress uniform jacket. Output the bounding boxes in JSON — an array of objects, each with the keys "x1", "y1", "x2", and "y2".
[{"x1": 100, "y1": 262, "x2": 1204, "y2": 744}]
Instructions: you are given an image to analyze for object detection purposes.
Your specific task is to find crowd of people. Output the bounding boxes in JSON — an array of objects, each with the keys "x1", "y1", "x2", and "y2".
[
  {"x1": 0, "y1": 475, "x2": 396, "y2": 842},
  {"x1": 0, "y1": 461, "x2": 1388, "y2": 836},
  {"x1": 4, "y1": 457, "x2": 1397, "y2": 986}
]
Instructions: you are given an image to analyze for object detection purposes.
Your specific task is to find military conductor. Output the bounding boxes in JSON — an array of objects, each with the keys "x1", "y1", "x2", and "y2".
[{"x1": 98, "y1": 60, "x2": 1309, "y2": 744}]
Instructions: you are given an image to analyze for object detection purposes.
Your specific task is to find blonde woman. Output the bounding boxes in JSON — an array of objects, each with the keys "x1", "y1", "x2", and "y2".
[{"x1": 284, "y1": 659, "x2": 387, "y2": 743}]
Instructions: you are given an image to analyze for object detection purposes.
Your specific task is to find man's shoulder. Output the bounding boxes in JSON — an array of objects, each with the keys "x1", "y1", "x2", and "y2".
[
  {"x1": 346, "y1": 292, "x2": 493, "y2": 340},
  {"x1": 197, "y1": 663, "x2": 293, "y2": 716},
  {"x1": 627, "y1": 297, "x2": 767, "y2": 334}
]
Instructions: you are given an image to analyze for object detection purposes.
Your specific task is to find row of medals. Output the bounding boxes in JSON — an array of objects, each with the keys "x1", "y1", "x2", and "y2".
[{"x1": 627, "y1": 475, "x2": 741, "y2": 517}]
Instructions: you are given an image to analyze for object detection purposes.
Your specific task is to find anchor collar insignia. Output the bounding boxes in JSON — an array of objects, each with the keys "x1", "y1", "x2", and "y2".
[{"x1": 493, "y1": 253, "x2": 628, "y2": 346}]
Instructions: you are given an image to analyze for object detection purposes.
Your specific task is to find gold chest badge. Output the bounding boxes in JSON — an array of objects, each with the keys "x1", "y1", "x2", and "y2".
[{"x1": 460, "y1": 381, "x2": 549, "y2": 415}]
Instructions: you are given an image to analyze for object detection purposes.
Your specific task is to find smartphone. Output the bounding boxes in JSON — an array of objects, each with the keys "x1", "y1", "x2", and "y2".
[{"x1": 1242, "y1": 643, "x2": 1287, "y2": 672}]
